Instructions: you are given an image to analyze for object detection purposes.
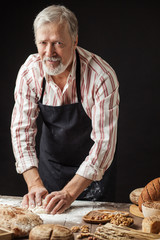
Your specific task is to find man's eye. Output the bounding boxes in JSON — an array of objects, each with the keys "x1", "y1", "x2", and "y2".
[
  {"x1": 55, "y1": 42, "x2": 64, "y2": 48},
  {"x1": 40, "y1": 41, "x2": 46, "y2": 45}
]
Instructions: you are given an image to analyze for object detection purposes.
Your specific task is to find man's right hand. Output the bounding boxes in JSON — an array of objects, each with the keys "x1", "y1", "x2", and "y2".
[
  {"x1": 22, "y1": 185, "x2": 48, "y2": 209},
  {"x1": 22, "y1": 167, "x2": 48, "y2": 208}
]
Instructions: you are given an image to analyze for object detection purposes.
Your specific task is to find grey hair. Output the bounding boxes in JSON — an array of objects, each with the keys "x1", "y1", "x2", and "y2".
[{"x1": 33, "y1": 5, "x2": 78, "y2": 41}]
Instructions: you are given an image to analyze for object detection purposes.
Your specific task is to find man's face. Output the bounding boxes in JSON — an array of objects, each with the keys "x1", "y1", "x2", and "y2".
[{"x1": 36, "y1": 21, "x2": 77, "y2": 76}]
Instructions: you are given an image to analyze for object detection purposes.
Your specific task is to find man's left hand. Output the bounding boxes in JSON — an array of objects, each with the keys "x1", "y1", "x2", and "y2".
[{"x1": 43, "y1": 190, "x2": 74, "y2": 214}]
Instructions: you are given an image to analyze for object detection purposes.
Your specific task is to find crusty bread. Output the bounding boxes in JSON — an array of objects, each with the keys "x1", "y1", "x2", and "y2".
[
  {"x1": 0, "y1": 204, "x2": 43, "y2": 237},
  {"x1": 138, "y1": 178, "x2": 160, "y2": 211},
  {"x1": 142, "y1": 215, "x2": 160, "y2": 234},
  {"x1": 129, "y1": 188, "x2": 143, "y2": 205},
  {"x1": 29, "y1": 224, "x2": 74, "y2": 240}
]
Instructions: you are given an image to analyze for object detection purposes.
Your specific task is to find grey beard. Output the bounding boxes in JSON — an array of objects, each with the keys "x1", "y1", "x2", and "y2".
[{"x1": 42, "y1": 56, "x2": 72, "y2": 76}]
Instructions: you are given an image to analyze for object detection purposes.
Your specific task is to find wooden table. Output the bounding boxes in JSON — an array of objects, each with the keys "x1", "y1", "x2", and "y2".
[{"x1": 0, "y1": 195, "x2": 143, "y2": 239}]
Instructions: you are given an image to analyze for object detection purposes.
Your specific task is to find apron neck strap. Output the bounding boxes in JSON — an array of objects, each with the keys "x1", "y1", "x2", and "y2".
[
  {"x1": 39, "y1": 77, "x2": 46, "y2": 103},
  {"x1": 75, "y1": 49, "x2": 81, "y2": 103},
  {"x1": 39, "y1": 50, "x2": 81, "y2": 103}
]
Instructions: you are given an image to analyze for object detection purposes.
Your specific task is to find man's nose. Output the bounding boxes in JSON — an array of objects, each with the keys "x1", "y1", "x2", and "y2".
[{"x1": 46, "y1": 43, "x2": 56, "y2": 57}]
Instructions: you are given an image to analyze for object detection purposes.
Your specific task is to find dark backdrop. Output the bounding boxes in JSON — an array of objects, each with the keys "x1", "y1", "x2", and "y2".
[{"x1": 1, "y1": 0, "x2": 160, "y2": 202}]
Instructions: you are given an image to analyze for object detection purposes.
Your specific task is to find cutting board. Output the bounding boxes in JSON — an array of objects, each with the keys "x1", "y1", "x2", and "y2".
[
  {"x1": 0, "y1": 229, "x2": 13, "y2": 240},
  {"x1": 129, "y1": 204, "x2": 144, "y2": 218}
]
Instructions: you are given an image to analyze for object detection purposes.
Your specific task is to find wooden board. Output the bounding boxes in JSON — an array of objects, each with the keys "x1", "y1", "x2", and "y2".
[
  {"x1": 0, "y1": 229, "x2": 13, "y2": 240},
  {"x1": 130, "y1": 204, "x2": 144, "y2": 218},
  {"x1": 83, "y1": 209, "x2": 130, "y2": 224}
]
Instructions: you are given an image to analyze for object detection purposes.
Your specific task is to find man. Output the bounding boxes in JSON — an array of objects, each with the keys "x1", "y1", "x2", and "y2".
[{"x1": 11, "y1": 5, "x2": 119, "y2": 214}]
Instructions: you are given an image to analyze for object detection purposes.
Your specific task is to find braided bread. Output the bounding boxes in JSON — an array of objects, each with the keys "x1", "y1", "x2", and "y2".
[{"x1": 138, "y1": 177, "x2": 160, "y2": 211}]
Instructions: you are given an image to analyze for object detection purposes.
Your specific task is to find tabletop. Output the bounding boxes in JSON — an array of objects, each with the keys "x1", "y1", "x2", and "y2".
[{"x1": 0, "y1": 195, "x2": 143, "y2": 239}]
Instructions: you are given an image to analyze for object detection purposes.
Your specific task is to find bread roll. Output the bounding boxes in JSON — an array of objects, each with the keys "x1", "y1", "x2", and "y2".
[
  {"x1": 29, "y1": 224, "x2": 74, "y2": 240},
  {"x1": 0, "y1": 204, "x2": 43, "y2": 237},
  {"x1": 138, "y1": 178, "x2": 160, "y2": 211}
]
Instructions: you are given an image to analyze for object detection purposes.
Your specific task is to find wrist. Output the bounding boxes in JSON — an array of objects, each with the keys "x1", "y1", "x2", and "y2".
[
  {"x1": 63, "y1": 174, "x2": 92, "y2": 200},
  {"x1": 23, "y1": 167, "x2": 44, "y2": 191}
]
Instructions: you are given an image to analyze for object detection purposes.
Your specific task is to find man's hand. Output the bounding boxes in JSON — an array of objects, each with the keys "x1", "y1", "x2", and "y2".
[
  {"x1": 22, "y1": 185, "x2": 48, "y2": 209},
  {"x1": 43, "y1": 190, "x2": 73, "y2": 214},
  {"x1": 43, "y1": 174, "x2": 92, "y2": 214},
  {"x1": 22, "y1": 167, "x2": 48, "y2": 208}
]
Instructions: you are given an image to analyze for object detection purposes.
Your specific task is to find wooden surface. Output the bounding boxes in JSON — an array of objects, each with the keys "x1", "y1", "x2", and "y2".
[
  {"x1": 0, "y1": 195, "x2": 143, "y2": 239},
  {"x1": 0, "y1": 229, "x2": 13, "y2": 240},
  {"x1": 130, "y1": 204, "x2": 144, "y2": 218}
]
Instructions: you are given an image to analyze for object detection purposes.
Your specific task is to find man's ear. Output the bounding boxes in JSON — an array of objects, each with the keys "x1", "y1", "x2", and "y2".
[{"x1": 74, "y1": 35, "x2": 78, "y2": 47}]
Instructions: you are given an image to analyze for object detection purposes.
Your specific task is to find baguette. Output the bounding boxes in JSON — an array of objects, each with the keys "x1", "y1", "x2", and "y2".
[
  {"x1": 138, "y1": 178, "x2": 160, "y2": 211},
  {"x1": 0, "y1": 204, "x2": 43, "y2": 237}
]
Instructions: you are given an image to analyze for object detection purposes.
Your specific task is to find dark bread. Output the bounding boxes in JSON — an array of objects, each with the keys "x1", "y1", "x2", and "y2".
[{"x1": 138, "y1": 178, "x2": 160, "y2": 211}]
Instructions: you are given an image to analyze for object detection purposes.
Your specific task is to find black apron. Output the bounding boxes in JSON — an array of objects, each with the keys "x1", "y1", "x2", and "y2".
[{"x1": 38, "y1": 50, "x2": 116, "y2": 201}]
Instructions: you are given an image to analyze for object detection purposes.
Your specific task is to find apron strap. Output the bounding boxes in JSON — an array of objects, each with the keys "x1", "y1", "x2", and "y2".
[
  {"x1": 39, "y1": 50, "x2": 81, "y2": 104},
  {"x1": 75, "y1": 50, "x2": 81, "y2": 103},
  {"x1": 39, "y1": 78, "x2": 46, "y2": 103}
]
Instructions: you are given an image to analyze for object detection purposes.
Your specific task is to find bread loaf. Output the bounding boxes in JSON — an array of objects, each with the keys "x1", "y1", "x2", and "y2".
[
  {"x1": 138, "y1": 177, "x2": 160, "y2": 211},
  {"x1": 129, "y1": 188, "x2": 143, "y2": 205},
  {"x1": 142, "y1": 215, "x2": 160, "y2": 234},
  {"x1": 29, "y1": 224, "x2": 74, "y2": 240},
  {"x1": 0, "y1": 204, "x2": 43, "y2": 237}
]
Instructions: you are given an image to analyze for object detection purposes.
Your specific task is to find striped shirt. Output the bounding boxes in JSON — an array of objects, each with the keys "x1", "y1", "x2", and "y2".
[{"x1": 11, "y1": 46, "x2": 119, "y2": 181}]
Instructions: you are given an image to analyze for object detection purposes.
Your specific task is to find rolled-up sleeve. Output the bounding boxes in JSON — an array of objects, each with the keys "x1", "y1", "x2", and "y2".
[
  {"x1": 76, "y1": 71, "x2": 119, "y2": 181},
  {"x1": 11, "y1": 65, "x2": 40, "y2": 174}
]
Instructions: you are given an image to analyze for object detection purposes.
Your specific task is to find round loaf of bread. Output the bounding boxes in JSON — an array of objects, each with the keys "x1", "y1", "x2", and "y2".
[
  {"x1": 29, "y1": 224, "x2": 74, "y2": 240},
  {"x1": 138, "y1": 177, "x2": 160, "y2": 211},
  {"x1": 129, "y1": 188, "x2": 143, "y2": 205}
]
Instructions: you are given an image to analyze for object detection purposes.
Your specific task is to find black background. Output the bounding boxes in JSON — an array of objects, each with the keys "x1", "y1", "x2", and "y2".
[{"x1": 1, "y1": 0, "x2": 160, "y2": 202}]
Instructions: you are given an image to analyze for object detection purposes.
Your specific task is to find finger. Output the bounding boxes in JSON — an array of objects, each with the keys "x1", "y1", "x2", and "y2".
[
  {"x1": 51, "y1": 199, "x2": 65, "y2": 215},
  {"x1": 42, "y1": 191, "x2": 49, "y2": 199},
  {"x1": 28, "y1": 193, "x2": 36, "y2": 208},
  {"x1": 45, "y1": 196, "x2": 60, "y2": 213},
  {"x1": 35, "y1": 193, "x2": 42, "y2": 206},
  {"x1": 35, "y1": 189, "x2": 48, "y2": 206},
  {"x1": 56, "y1": 204, "x2": 67, "y2": 214},
  {"x1": 21, "y1": 194, "x2": 29, "y2": 208},
  {"x1": 43, "y1": 192, "x2": 56, "y2": 208}
]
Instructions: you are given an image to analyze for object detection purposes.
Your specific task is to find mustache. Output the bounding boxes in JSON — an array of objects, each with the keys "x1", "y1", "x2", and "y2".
[{"x1": 43, "y1": 57, "x2": 61, "y2": 62}]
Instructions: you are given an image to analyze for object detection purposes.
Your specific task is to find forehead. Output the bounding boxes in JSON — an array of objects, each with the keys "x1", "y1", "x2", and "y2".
[{"x1": 36, "y1": 21, "x2": 71, "y2": 40}]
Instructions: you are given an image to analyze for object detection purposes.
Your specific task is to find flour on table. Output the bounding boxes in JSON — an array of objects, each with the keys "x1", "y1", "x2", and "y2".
[{"x1": 29, "y1": 205, "x2": 47, "y2": 214}]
